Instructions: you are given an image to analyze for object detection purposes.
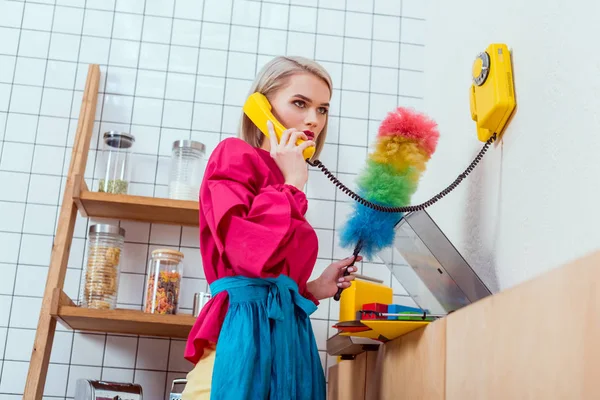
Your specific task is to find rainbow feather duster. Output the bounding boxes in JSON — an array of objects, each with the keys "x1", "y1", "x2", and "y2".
[{"x1": 339, "y1": 107, "x2": 440, "y2": 258}]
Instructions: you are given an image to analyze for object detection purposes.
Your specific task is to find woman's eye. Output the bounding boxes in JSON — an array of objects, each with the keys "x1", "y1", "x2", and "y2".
[
  {"x1": 318, "y1": 107, "x2": 328, "y2": 115},
  {"x1": 293, "y1": 100, "x2": 305, "y2": 108}
]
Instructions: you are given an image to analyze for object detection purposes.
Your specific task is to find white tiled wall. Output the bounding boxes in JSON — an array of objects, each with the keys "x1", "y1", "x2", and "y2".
[{"x1": 0, "y1": 0, "x2": 425, "y2": 398}]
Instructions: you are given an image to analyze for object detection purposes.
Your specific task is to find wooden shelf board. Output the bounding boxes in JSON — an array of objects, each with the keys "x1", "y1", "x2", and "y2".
[
  {"x1": 54, "y1": 290, "x2": 196, "y2": 339},
  {"x1": 56, "y1": 305, "x2": 197, "y2": 339},
  {"x1": 76, "y1": 188, "x2": 199, "y2": 226}
]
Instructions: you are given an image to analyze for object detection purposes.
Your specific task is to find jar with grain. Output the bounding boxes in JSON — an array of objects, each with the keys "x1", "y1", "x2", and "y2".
[
  {"x1": 168, "y1": 140, "x2": 206, "y2": 201},
  {"x1": 98, "y1": 131, "x2": 135, "y2": 194},
  {"x1": 144, "y1": 249, "x2": 184, "y2": 315},
  {"x1": 80, "y1": 224, "x2": 125, "y2": 310}
]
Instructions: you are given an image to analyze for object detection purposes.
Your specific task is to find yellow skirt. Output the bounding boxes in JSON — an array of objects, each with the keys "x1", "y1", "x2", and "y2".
[{"x1": 181, "y1": 347, "x2": 215, "y2": 400}]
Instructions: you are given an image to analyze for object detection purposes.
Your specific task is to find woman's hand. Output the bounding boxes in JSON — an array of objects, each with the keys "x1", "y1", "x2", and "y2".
[
  {"x1": 267, "y1": 120, "x2": 315, "y2": 190},
  {"x1": 307, "y1": 256, "x2": 362, "y2": 301}
]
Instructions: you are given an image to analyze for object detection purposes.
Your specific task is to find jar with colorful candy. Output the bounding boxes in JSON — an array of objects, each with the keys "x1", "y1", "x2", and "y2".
[{"x1": 144, "y1": 249, "x2": 184, "y2": 315}]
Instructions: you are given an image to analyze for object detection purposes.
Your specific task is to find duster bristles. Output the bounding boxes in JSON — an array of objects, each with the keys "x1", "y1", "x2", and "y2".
[
  {"x1": 378, "y1": 108, "x2": 439, "y2": 156},
  {"x1": 339, "y1": 107, "x2": 440, "y2": 258}
]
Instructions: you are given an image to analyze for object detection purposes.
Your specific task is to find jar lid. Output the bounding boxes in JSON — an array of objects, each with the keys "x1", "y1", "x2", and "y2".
[
  {"x1": 172, "y1": 139, "x2": 205, "y2": 153},
  {"x1": 152, "y1": 248, "x2": 185, "y2": 258},
  {"x1": 104, "y1": 131, "x2": 135, "y2": 149},
  {"x1": 89, "y1": 224, "x2": 125, "y2": 237}
]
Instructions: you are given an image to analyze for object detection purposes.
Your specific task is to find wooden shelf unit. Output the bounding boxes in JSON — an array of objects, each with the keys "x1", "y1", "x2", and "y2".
[{"x1": 24, "y1": 64, "x2": 200, "y2": 399}]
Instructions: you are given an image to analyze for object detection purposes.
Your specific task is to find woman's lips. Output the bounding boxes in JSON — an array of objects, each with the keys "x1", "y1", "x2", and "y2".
[{"x1": 303, "y1": 130, "x2": 315, "y2": 140}]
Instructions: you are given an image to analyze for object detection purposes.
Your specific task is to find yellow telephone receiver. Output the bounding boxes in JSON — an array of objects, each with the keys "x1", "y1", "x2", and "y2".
[
  {"x1": 470, "y1": 43, "x2": 516, "y2": 142},
  {"x1": 243, "y1": 92, "x2": 316, "y2": 160}
]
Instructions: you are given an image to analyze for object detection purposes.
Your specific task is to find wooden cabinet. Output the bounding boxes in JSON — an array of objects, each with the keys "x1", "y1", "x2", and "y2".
[
  {"x1": 328, "y1": 320, "x2": 445, "y2": 400},
  {"x1": 445, "y1": 250, "x2": 600, "y2": 399},
  {"x1": 377, "y1": 319, "x2": 445, "y2": 400},
  {"x1": 328, "y1": 251, "x2": 600, "y2": 400},
  {"x1": 328, "y1": 351, "x2": 378, "y2": 400}
]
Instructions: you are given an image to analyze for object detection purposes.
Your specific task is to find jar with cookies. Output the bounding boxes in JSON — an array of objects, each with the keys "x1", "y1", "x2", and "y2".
[
  {"x1": 144, "y1": 249, "x2": 184, "y2": 315},
  {"x1": 79, "y1": 224, "x2": 125, "y2": 310}
]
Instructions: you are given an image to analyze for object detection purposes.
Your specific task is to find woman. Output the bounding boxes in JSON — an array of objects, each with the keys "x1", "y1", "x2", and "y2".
[{"x1": 182, "y1": 56, "x2": 360, "y2": 399}]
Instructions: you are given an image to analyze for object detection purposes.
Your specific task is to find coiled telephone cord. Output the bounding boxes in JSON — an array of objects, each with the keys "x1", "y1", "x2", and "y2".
[{"x1": 306, "y1": 133, "x2": 497, "y2": 213}]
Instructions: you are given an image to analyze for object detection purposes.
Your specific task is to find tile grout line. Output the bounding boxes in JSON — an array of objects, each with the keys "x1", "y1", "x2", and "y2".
[
  {"x1": 323, "y1": 0, "x2": 347, "y2": 382},
  {"x1": 94, "y1": 0, "x2": 120, "y2": 388},
  {"x1": 0, "y1": 0, "x2": 50, "y2": 387},
  {"x1": 0, "y1": 297, "x2": 413, "y2": 333},
  {"x1": 87, "y1": 2, "x2": 119, "y2": 196},
  {"x1": 253, "y1": 1, "x2": 264, "y2": 81},
  {"x1": 216, "y1": 0, "x2": 235, "y2": 144},
  {"x1": 309, "y1": 0, "x2": 333, "y2": 378},
  {"x1": 388, "y1": 0, "x2": 405, "y2": 291},
  {"x1": 163, "y1": 338, "x2": 173, "y2": 399},
  {"x1": 0, "y1": 30, "x2": 426, "y2": 60},
  {"x1": 0, "y1": 220, "x2": 363, "y2": 238},
  {"x1": 0, "y1": 52, "x2": 427, "y2": 75},
  {"x1": 129, "y1": 0, "x2": 150, "y2": 386},
  {"x1": 4, "y1": 0, "x2": 422, "y2": 19},
  {"x1": 188, "y1": 0, "x2": 208, "y2": 138},
  {"x1": 0, "y1": 355, "x2": 208, "y2": 374},
  {"x1": 0, "y1": 119, "x2": 423, "y2": 155},
  {"x1": 0, "y1": 2, "x2": 27, "y2": 176},
  {"x1": 0, "y1": 250, "x2": 391, "y2": 272},
  {"x1": 312, "y1": 0, "x2": 330, "y2": 345},
  {"x1": 65, "y1": 0, "x2": 93, "y2": 396},
  {"x1": 397, "y1": 0, "x2": 404, "y2": 108},
  {"x1": 0, "y1": 98, "x2": 426, "y2": 132}
]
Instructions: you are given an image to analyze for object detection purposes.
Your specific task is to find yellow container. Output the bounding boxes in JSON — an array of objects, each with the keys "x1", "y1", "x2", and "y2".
[{"x1": 339, "y1": 279, "x2": 392, "y2": 323}]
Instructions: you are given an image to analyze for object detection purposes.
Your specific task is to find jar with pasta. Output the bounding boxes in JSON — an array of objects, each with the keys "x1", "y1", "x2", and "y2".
[
  {"x1": 80, "y1": 224, "x2": 125, "y2": 310},
  {"x1": 144, "y1": 249, "x2": 184, "y2": 315}
]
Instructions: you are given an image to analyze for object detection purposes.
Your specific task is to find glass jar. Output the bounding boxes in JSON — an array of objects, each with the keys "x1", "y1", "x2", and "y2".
[
  {"x1": 144, "y1": 249, "x2": 184, "y2": 315},
  {"x1": 98, "y1": 131, "x2": 135, "y2": 194},
  {"x1": 192, "y1": 292, "x2": 211, "y2": 317},
  {"x1": 80, "y1": 224, "x2": 125, "y2": 310},
  {"x1": 168, "y1": 140, "x2": 206, "y2": 201},
  {"x1": 169, "y1": 378, "x2": 187, "y2": 400}
]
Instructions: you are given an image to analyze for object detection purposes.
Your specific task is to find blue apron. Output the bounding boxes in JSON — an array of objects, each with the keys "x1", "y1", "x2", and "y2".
[{"x1": 209, "y1": 275, "x2": 326, "y2": 400}]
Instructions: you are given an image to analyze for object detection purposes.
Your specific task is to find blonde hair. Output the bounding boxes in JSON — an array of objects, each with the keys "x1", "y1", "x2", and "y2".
[{"x1": 239, "y1": 56, "x2": 333, "y2": 160}]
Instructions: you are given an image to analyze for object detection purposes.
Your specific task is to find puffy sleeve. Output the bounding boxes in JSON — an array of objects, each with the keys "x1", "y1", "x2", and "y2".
[{"x1": 201, "y1": 138, "x2": 308, "y2": 277}]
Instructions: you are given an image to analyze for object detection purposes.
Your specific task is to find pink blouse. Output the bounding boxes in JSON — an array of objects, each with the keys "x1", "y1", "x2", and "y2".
[{"x1": 184, "y1": 137, "x2": 319, "y2": 364}]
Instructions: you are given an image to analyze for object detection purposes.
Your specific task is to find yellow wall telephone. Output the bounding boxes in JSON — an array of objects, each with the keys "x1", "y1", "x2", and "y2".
[
  {"x1": 470, "y1": 43, "x2": 517, "y2": 142},
  {"x1": 243, "y1": 92, "x2": 316, "y2": 160}
]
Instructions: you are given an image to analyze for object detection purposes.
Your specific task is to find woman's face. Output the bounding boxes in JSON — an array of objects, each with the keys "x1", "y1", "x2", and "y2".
[{"x1": 267, "y1": 72, "x2": 331, "y2": 143}]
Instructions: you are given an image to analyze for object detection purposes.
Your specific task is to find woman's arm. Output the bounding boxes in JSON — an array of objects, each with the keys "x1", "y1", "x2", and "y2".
[{"x1": 201, "y1": 138, "x2": 308, "y2": 277}]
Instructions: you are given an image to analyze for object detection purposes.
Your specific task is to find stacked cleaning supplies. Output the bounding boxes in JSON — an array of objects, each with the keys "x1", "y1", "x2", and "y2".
[{"x1": 359, "y1": 303, "x2": 433, "y2": 321}]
